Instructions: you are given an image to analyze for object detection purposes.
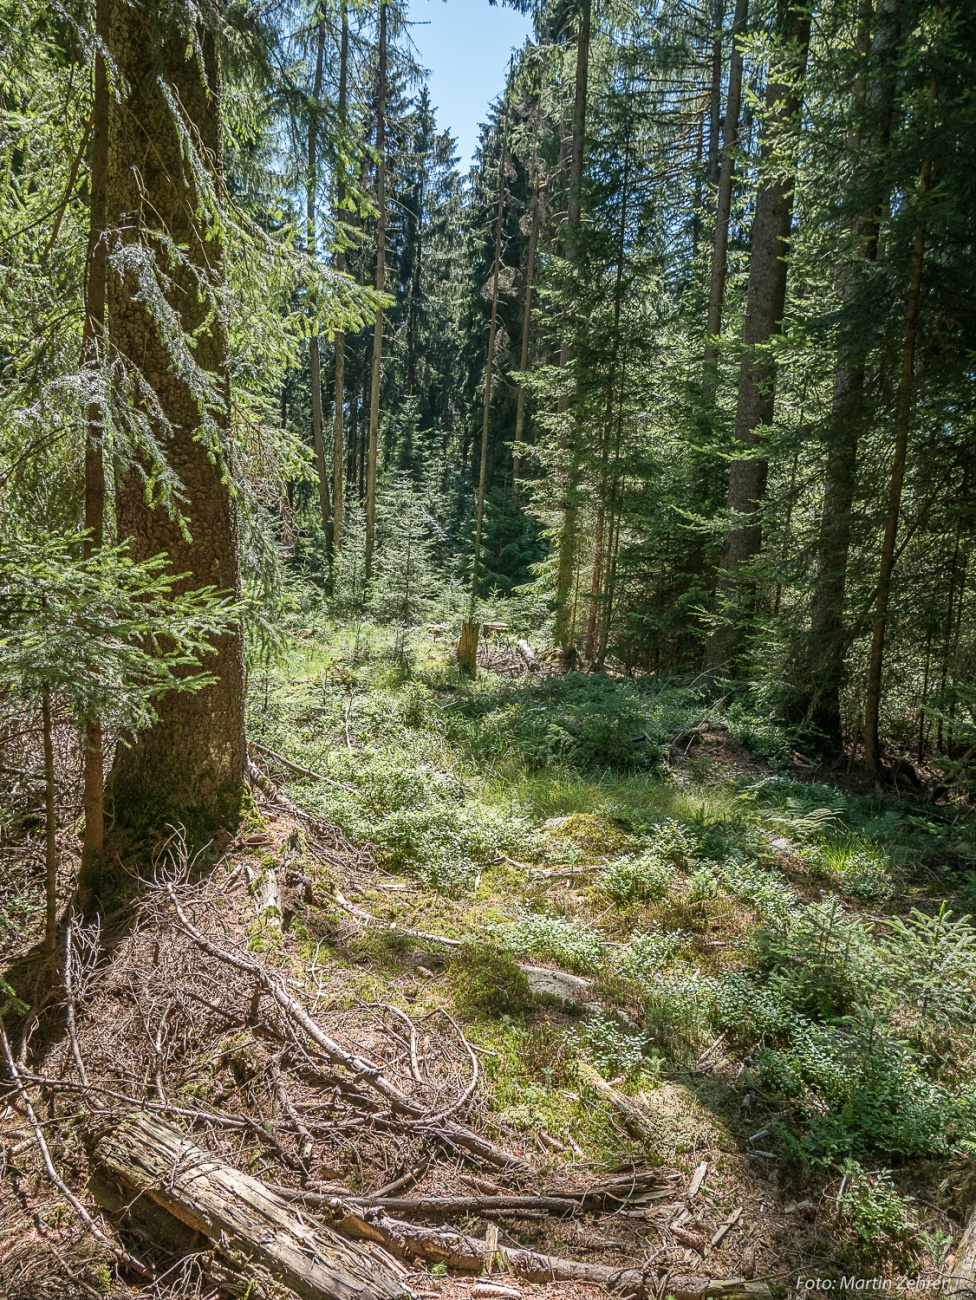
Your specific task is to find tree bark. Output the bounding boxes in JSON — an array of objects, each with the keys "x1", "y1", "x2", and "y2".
[
  {"x1": 333, "y1": 0, "x2": 349, "y2": 554},
  {"x1": 79, "y1": 0, "x2": 109, "y2": 901},
  {"x1": 309, "y1": 12, "x2": 332, "y2": 537},
  {"x1": 456, "y1": 619, "x2": 480, "y2": 677},
  {"x1": 553, "y1": 0, "x2": 591, "y2": 651},
  {"x1": 364, "y1": 0, "x2": 388, "y2": 581},
  {"x1": 863, "y1": 147, "x2": 932, "y2": 774},
  {"x1": 104, "y1": 0, "x2": 246, "y2": 839},
  {"x1": 708, "y1": 4, "x2": 811, "y2": 672},
  {"x1": 91, "y1": 1112, "x2": 408, "y2": 1300},
  {"x1": 807, "y1": 0, "x2": 900, "y2": 743}
]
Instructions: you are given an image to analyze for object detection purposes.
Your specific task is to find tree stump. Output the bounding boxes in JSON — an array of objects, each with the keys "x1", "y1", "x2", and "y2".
[
  {"x1": 91, "y1": 1112, "x2": 408, "y2": 1300},
  {"x1": 456, "y1": 620, "x2": 480, "y2": 676}
]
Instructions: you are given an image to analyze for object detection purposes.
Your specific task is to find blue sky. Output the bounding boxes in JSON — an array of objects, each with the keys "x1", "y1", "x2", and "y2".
[{"x1": 404, "y1": 0, "x2": 535, "y2": 170}]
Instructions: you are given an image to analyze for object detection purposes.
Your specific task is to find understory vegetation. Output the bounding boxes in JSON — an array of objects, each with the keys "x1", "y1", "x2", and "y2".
[{"x1": 244, "y1": 609, "x2": 976, "y2": 1263}]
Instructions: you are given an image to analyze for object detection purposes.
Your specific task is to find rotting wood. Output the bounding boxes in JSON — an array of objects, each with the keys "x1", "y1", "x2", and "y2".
[
  {"x1": 91, "y1": 1111, "x2": 408, "y2": 1300},
  {"x1": 577, "y1": 1061, "x2": 657, "y2": 1141},
  {"x1": 687, "y1": 1161, "x2": 708, "y2": 1199}
]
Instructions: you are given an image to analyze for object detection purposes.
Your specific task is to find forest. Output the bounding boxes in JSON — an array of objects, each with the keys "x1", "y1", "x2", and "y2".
[{"x1": 2, "y1": 0, "x2": 976, "y2": 1297}]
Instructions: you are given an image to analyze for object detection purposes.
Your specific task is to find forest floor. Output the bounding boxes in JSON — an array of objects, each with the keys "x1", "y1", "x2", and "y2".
[{"x1": 1, "y1": 619, "x2": 975, "y2": 1300}]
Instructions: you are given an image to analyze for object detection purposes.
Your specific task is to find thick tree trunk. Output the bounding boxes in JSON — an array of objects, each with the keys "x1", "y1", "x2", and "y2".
[
  {"x1": 91, "y1": 1112, "x2": 408, "y2": 1300},
  {"x1": 707, "y1": 5, "x2": 811, "y2": 672},
  {"x1": 807, "y1": 0, "x2": 900, "y2": 743},
  {"x1": 79, "y1": 0, "x2": 109, "y2": 901},
  {"x1": 333, "y1": 0, "x2": 349, "y2": 554},
  {"x1": 863, "y1": 151, "x2": 931, "y2": 774},
  {"x1": 309, "y1": 13, "x2": 332, "y2": 537},
  {"x1": 104, "y1": 0, "x2": 246, "y2": 839},
  {"x1": 364, "y1": 0, "x2": 388, "y2": 581},
  {"x1": 553, "y1": 0, "x2": 591, "y2": 651}
]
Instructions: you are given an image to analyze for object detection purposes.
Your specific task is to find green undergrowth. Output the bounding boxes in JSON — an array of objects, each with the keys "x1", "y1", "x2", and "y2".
[{"x1": 247, "y1": 619, "x2": 976, "y2": 1247}]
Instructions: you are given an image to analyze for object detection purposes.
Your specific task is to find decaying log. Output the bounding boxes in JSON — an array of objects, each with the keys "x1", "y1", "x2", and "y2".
[
  {"x1": 577, "y1": 1061, "x2": 657, "y2": 1141},
  {"x1": 91, "y1": 1111, "x2": 408, "y2": 1300},
  {"x1": 323, "y1": 1201, "x2": 651, "y2": 1292},
  {"x1": 516, "y1": 640, "x2": 540, "y2": 670}
]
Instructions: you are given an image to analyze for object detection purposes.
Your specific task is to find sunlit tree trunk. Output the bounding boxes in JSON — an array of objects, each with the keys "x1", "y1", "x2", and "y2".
[
  {"x1": 364, "y1": 0, "x2": 387, "y2": 581},
  {"x1": 104, "y1": 0, "x2": 246, "y2": 842}
]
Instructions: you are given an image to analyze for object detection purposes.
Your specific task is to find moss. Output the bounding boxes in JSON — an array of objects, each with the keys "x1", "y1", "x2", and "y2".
[
  {"x1": 451, "y1": 943, "x2": 532, "y2": 1016},
  {"x1": 542, "y1": 812, "x2": 633, "y2": 855}
]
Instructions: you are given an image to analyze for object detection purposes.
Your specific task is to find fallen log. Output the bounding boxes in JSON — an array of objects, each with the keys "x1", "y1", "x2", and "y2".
[
  {"x1": 323, "y1": 1200, "x2": 651, "y2": 1293},
  {"x1": 91, "y1": 1111, "x2": 408, "y2": 1300}
]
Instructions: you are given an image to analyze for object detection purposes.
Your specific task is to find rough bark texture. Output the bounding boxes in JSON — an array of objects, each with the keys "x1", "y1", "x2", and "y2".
[
  {"x1": 104, "y1": 0, "x2": 246, "y2": 837},
  {"x1": 456, "y1": 619, "x2": 480, "y2": 676},
  {"x1": 708, "y1": 5, "x2": 811, "y2": 671},
  {"x1": 91, "y1": 1112, "x2": 408, "y2": 1300}
]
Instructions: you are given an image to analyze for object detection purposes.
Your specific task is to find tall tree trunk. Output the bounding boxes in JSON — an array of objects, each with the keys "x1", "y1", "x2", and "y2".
[
  {"x1": 707, "y1": 4, "x2": 811, "y2": 672},
  {"x1": 470, "y1": 88, "x2": 510, "y2": 607},
  {"x1": 706, "y1": 3, "x2": 726, "y2": 191},
  {"x1": 807, "y1": 0, "x2": 900, "y2": 743},
  {"x1": 585, "y1": 121, "x2": 631, "y2": 663},
  {"x1": 364, "y1": 0, "x2": 387, "y2": 581},
  {"x1": 863, "y1": 149, "x2": 932, "y2": 773},
  {"x1": 104, "y1": 0, "x2": 246, "y2": 841},
  {"x1": 308, "y1": 13, "x2": 331, "y2": 536},
  {"x1": 332, "y1": 0, "x2": 349, "y2": 554},
  {"x1": 702, "y1": 0, "x2": 747, "y2": 395},
  {"x1": 513, "y1": 154, "x2": 541, "y2": 493},
  {"x1": 78, "y1": 0, "x2": 109, "y2": 903},
  {"x1": 553, "y1": 0, "x2": 591, "y2": 652},
  {"x1": 458, "y1": 81, "x2": 511, "y2": 677}
]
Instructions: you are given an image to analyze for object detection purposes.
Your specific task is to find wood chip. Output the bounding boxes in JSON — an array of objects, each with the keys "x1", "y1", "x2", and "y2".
[
  {"x1": 710, "y1": 1206, "x2": 743, "y2": 1247},
  {"x1": 687, "y1": 1161, "x2": 709, "y2": 1199}
]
